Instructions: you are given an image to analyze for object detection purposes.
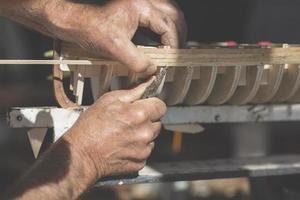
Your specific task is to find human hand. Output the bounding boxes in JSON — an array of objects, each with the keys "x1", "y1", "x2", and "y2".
[
  {"x1": 64, "y1": 78, "x2": 167, "y2": 178},
  {"x1": 45, "y1": 0, "x2": 185, "y2": 75}
]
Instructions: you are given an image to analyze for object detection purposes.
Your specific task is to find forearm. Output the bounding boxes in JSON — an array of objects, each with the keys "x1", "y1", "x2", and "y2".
[
  {"x1": 0, "y1": 0, "x2": 53, "y2": 35},
  {"x1": 0, "y1": 0, "x2": 80, "y2": 38},
  {"x1": 3, "y1": 132, "x2": 98, "y2": 200}
]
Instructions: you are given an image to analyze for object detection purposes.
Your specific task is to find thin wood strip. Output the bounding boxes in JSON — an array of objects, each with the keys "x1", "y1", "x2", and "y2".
[
  {"x1": 60, "y1": 42, "x2": 300, "y2": 66},
  {"x1": 75, "y1": 66, "x2": 85, "y2": 105},
  {"x1": 4, "y1": 45, "x2": 300, "y2": 66}
]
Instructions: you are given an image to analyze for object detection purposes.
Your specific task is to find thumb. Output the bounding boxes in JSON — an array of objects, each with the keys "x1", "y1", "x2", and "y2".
[{"x1": 106, "y1": 36, "x2": 157, "y2": 75}]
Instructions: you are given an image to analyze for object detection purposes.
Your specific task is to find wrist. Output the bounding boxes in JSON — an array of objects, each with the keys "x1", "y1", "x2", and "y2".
[
  {"x1": 0, "y1": 0, "x2": 53, "y2": 36},
  {"x1": 63, "y1": 132, "x2": 99, "y2": 184},
  {"x1": 44, "y1": 1, "x2": 98, "y2": 43}
]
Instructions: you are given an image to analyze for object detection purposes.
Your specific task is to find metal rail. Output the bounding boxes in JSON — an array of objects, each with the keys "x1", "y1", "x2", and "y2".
[{"x1": 97, "y1": 155, "x2": 300, "y2": 186}]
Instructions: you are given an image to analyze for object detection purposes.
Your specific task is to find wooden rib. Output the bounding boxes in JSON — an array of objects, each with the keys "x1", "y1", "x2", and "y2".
[
  {"x1": 91, "y1": 65, "x2": 114, "y2": 101},
  {"x1": 286, "y1": 66, "x2": 300, "y2": 103},
  {"x1": 238, "y1": 67, "x2": 247, "y2": 86},
  {"x1": 4, "y1": 47, "x2": 300, "y2": 67},
  {"x1": 272, "y1": 64, "x2": 300, "y2": 102},
  {"x1": 184, "y1": 66, "x2": 218, "y2": 105},
  {"x1": 98, "y1": 65, "x2": 114, "y2": 95},
  {"x1": 165, "y1": 66, "x2": 194, "y2": 105},
  {"x1": 206, "y1": 66, "x2": 242, "y2": 105},
  {"x1": 251, "y1": 64, "x2": 285, "y2": 103},
  {"x1": 52, "y1": 41, "x2": 77, "y2": 108},
  {"x1": 228, "y1": 65, "x2": 264, "y2": 104},
  {"x1": 90, "y1": 67, "x2": 102, "y2": 101}
]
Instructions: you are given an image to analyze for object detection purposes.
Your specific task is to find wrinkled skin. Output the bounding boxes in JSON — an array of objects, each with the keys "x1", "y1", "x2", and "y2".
[
  {"x1": 0, "y1": 0, "x2": 185, "y2": 178},
  {"x1": 65, "y1": 78, "x2": 167, "y2": 177},
  {"x1": 47, "y1": 0, "x2": 186, "y2": 74},
  {"x1": 0, "y1": 0, "x2": 185, "y2": 199},
  {"x1": 2, "y1": 0, "x2": 186, "y2": 75}
]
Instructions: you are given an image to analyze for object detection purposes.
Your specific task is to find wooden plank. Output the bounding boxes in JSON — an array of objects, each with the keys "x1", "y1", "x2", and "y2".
[{"x1": 60, "y1": 42, "x2": 300, "y2": 66}]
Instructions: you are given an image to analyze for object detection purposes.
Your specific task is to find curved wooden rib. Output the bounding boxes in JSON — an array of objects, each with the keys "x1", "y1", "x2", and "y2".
[
  {"x1": 53, "y1": 41, "x2": 78, "y2": 108},
  {"x1": 251, "y1": 64, "x2": 285, "y2": 103},
  {"x1": 286, "y1": 66, "x2": 300, "y2": 103},
  {"x1": 165, "y1": 66, "x2": 194, "y2": 106},
  {"x1": 99, "y1": 65, "x2": 114, "y2": 94},
  {"x1": 272, "y1": 64, "x2": 300, "y2": 102},
  {"x1": 206, "y1": 66, "x2": 242, "y2": 105},
  {"x1": 228, "y1": 65, "x2": 264, "y2": 104},
  {"x1": 184, "y1": 66, "x2": 218, "y2": 105}
]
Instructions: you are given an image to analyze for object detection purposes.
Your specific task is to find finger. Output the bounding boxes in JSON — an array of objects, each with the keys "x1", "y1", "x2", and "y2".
[
  {"x1": 142, "y1": 9, "x2": 179, "y2": 48},
  {"x1": 151, "y1": 122, "x2": 162, "y2": 141},
  {"x1": 103, "y1": 77, "x2": 155, "y2": 103},
  {"x1": 128, "y1": 143, "x2": 153, "y2": 162},
  {"x1": 105, "y1": 36, "x2": 157, "y2": 75},
  {"x1": 151, "y1": 1, "x2": 187, "y2": 47},
  {"x1": 132, "y1": 97, "x2": 167, "y2": 122}
]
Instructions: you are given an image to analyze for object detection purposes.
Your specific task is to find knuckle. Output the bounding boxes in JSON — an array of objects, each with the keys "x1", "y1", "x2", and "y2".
[
  {"x1": 133, "y1": 108, "x2": 148, "y2": 122},
  {"x1": 139, "y1": 128, "x2": 153, "y2": 143},
  {"x1": 120, "y1": 106, "x2": 146, "y2": 125},
  {"x1": 130, "y1": 58, "x2": 152, "y2": 73}
]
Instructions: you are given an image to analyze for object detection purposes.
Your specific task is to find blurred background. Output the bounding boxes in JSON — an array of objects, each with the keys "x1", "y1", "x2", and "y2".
[{"x1": 2, "y1": 0, "x2": 300, "y2": 199}]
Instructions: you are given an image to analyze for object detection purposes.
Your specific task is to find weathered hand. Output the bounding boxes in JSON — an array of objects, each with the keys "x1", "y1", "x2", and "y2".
[
  {"x1": 64, "y1": 78, "x2": 167, "y2": 178},
  {"x1": 148, "y1": 0, "x2": 187, "y2": 46},
  {"x1": 44, "y1": 0, "x2": 185, "y2": 75},
  {"x1": 1, "y1": 0, "x2": 186, "y2": 74}
]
